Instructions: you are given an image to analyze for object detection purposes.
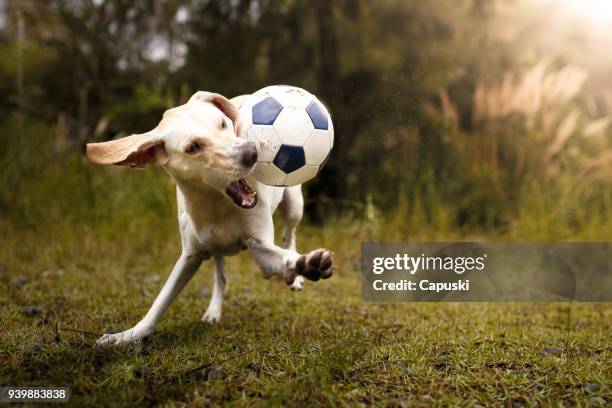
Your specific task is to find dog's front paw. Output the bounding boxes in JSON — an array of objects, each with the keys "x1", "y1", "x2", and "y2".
[
  {"x1": 94, "y1": 325, "x2": 152, "y2": 348},
  {"x1": 294, "y1": 248, "x2": 333, "y2": 282}
]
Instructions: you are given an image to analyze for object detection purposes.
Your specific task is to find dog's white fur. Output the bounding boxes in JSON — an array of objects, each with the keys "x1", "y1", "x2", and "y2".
[{"x1": 87, "y1": 91, "x2": 333, "y2": 347}]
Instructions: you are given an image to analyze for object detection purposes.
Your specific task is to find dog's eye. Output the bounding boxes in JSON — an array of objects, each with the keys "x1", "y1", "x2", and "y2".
[
  {"x1": 185, "y1": 143, "x2": 201, "y2": 154},
  {"x1": 221, "y1": 119, "x2": 227, "y2": 129}
]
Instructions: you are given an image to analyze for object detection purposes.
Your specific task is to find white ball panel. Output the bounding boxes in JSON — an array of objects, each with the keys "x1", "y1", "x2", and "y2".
[
  {"x1": 284, "y1": 165, "x2": 319, "y2": 186},
  {"x1": 266, "y1": 86, "x2": 313, "y2": 109},
  {"x1": 328, "y1": 115, "x2": 334, "y2": 145},
  {"x1": 278, "y1": 90, "x2": 312, "y2": 109},
  {"x1": 251, "y1": 86, "x2": 278, "y2": 99},
  {"x1": 242, "y1": 125, "x2": 281, "y2": 163},
  {"x1": 303, "y1": 129, "x2": 332, "y2": 166},
  {"x1": 252, "y1": 162, "x2": 287, "y2": 186},
  {"x1": 271, "y1": 107, "x2": 314, "y2": 146}
]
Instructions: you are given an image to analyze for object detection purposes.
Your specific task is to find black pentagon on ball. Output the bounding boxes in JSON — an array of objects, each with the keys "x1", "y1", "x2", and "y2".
[
  {"x1": 252, "y1": 97, "x2": 283, "y2": 125},
  {"x1": 306, "y1": 100, "x2": 328, "y2": 130},
  {"x1": 273, "y1": 144, "x2": 305, "y2": 174}
]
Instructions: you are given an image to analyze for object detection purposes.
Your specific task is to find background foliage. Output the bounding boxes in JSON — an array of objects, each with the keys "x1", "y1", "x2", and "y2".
[{"x1": 1, "y1": 0, "x2": 611, "y2": 237}]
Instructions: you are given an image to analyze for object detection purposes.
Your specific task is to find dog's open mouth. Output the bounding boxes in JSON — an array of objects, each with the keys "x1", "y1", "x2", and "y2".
[{"x1": 226, "y1": 179, "x2": 258, "y2": 209}]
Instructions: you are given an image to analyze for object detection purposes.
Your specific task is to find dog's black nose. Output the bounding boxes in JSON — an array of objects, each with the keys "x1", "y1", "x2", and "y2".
[{"x1": 240, "y1": 142, "x2": 258, "y2": 167}]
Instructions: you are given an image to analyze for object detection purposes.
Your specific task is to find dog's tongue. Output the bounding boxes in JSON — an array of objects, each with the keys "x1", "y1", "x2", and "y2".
[{"x1": 226, "y1": 179, "x2": 258, "y2": 209}]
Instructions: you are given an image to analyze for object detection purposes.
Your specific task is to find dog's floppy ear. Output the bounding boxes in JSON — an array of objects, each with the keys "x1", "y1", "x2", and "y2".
[
  {"x1": 86, "y1": 131, "x2": 167, "y2": 168},
  {"x1": 189, "y1": 91, "x2": 243, "y2": 136}
]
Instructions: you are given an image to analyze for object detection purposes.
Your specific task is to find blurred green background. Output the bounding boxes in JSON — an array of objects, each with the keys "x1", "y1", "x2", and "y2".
[{"x1": 1, "y1": 0, "x2": 611, "y2": 239}]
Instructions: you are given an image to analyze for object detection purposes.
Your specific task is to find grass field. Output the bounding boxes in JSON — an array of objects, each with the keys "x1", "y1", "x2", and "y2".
[{"x1": 0, "y1": 218, "x2": 610, "y2": 407}]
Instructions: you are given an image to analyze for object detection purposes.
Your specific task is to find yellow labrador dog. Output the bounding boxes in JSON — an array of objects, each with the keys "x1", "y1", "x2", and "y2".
[{"x1": 87, "y1": 91, "x2": 333, "y2": 347}]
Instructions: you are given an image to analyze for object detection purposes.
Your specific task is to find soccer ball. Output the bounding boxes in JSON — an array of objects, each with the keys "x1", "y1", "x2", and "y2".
[{"x1": 238, "y1": 85, "x2": 334, "y2": 186}]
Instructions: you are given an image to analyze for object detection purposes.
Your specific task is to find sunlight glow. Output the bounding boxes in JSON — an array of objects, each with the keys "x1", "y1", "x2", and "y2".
[{"x1": 563, "y1": 0, "x2": 612, "y2": 24}]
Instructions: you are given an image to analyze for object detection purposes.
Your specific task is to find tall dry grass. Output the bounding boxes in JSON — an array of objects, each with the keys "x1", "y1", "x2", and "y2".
[
  {"x1": 424, "y1": 61, "x2": 612, "y2": 233},
  {"x1": 468, "y1": 62, "x2": 612, "y2": 179}
]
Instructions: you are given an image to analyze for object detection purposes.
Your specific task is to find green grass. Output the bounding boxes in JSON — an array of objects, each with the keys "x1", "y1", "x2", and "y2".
[{"x1": 0, "y1": 220, "x2": 610, "y2": 407}]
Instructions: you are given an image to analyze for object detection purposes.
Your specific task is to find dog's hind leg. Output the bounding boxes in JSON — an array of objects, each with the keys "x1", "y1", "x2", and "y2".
[
  {"x1": 202, "y1": 256, "x2": 226, "y2": 324},
  {"x1": 279, "y1": 185, "x2": 303, "y2": 252},
  {"x1": 278, "y1": 186, "x2": 305, "y2": 290}
]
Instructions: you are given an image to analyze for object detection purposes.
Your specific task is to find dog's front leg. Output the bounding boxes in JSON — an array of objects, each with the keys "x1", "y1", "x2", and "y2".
[
  {"x1": 245, "y1": 238, "x2": 333, "y2": 287},
  {"x1": 95, "y1": 252, "x2": 205, "y2": 347}
]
